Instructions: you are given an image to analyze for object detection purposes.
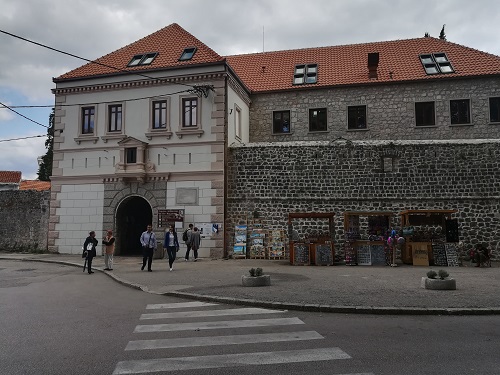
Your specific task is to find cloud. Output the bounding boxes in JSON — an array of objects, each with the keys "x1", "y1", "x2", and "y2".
[{"x1": 0, "y1": 135, "x2": 46, "y2": 179}]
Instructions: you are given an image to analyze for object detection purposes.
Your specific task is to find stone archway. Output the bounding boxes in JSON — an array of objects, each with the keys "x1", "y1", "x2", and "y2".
[{"x1": 115, "y1": 196, "x2": 152, "y2": 256}]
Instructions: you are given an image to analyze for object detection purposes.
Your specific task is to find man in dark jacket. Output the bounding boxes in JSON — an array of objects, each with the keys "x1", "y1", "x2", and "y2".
[{"x1": 83, "y1": 231, "x2": 98, "y2": 274}]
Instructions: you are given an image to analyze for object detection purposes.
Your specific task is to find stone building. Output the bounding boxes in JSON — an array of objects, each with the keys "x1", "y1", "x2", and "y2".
[{"x1": 50, "y1": 23, "x2": 500, "y2": 259}]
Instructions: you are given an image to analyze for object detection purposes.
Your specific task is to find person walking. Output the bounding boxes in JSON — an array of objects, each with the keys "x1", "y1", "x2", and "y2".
[
  {"x1": 82, "y1": 231, "x2": 98, "y2": 274},
  {"x1": 163, "y1": 225, "x2": 180, "y2": 271},
  {"x1": 102, "y1": 229, "x2": 115, "y2": 271},
  {"x1": 140, "y1": 224, "x2": 156, "y2": 272},
  {"x1": 191, "y1": 226, "x2": 202, "y2": 261},
  {"x1": 184, "y1": 223, "x2": 194, "y2": 261}
]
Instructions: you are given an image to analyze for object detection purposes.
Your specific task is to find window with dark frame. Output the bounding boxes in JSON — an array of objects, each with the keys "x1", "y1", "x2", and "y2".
[
  {"x1": 309, "y1": 108, "x2": 327, "y2": 131},
  {"x1": 450, "y1": 99, "x2": 471, "y2": 125},
  {"x1": 182, "y1": 98, "x2": 198, "y2": 127},
  {"x1": 81, "y1": 106, "x2": 95, "y2": 134},
  {"x1": 273, "y1": 110, "x2": 291, "y2": 134},
  {"x1": 293, "y1": 64, "x2": 318, "y2": 85},
  {"x1": 179, "y1": 47, "x2": 197, "y2": 61},
  {"x1": 419, "y1": 53, "x2": 454, "y2": 75},
  {"x1": 347, "y1": 105, "x2": 367, "y2": 130},
  {"x1": 152, "y1": 100, "x2": 167, "y2": 129},
  {"x1": 490, "y1": 97, "x2": 500, "y2": 123},
  {"x1": 108, "y1": 104, "x2": 122, "y2": 132},
  {"x1": 127, "y1": 52, "x2": 158, "y2": 67},
  {"x1": 125, "y1": 148, "x2": 137, "y2": 164},
  {"x1": 415, "y1": 102, "x2": 436, "y2": 126}
]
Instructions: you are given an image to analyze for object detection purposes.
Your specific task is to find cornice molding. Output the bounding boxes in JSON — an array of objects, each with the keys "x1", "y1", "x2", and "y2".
[{"x1": 227, "y1": 75, "x2": 251, "y2": 106}]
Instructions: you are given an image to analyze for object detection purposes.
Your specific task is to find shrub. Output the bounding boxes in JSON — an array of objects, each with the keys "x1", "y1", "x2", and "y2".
[
  {"x1": 438, "y1": 269, "x2": 449, "y2": 280},
  {"x1": 255, "y1": 267, "x2": 263, "y2": 276},
  {"x1": 249, "y1": 268, "x2": 256, "y2": 277},
  {"x1": 427, "y1": 270, "x2": 437, "y2": 279}
]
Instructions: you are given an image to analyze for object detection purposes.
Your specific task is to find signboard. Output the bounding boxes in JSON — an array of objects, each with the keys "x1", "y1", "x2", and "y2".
[
  {"x1": 356, "y1": 245, "x2": 372, "y2": 266},
  {"x1": 196, "y1": 223, "x2": 222, "y2": 238},
  {"x1": 445, "y1": 243, "x2": 460, "y2": 266},
  {"x1": 412, "y1": 242, "x2": 430, "y2": 266},
  {"x1": 158, "y1": 209, "x2": 184, "y2": 228},
  {"x1": 315, "y1": 243, "x2": 333, "y2": 265},
  {"x1": 292, "y1": 243, "x2": 310, "y2": 265},
  {"x1": 432, "y1": 243, "x2": 447, "y2": 266}
]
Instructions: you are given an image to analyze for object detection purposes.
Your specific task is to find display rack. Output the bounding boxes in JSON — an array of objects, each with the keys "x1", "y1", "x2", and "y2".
[
  {"x1": 249, "y1": 220, "x2": 266, "y2": 259},
  {"x1": 268, "y1": 229, "x2": 287, "y2": 259}
]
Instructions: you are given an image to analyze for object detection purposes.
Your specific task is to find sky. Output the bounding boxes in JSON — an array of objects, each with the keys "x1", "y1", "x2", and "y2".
[{"x1": 1, "y1": 0, "x2": 499, "y2": 180}]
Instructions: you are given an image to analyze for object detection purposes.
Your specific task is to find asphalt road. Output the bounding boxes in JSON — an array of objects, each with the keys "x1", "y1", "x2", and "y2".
[{"x1": 1, "y1": 260, "x2": 499, "y2": 375}]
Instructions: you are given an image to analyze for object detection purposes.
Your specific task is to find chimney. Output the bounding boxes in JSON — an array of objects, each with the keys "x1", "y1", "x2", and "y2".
[{"x1": 368, "y1": 52, "x2": 379, "y2": 79}]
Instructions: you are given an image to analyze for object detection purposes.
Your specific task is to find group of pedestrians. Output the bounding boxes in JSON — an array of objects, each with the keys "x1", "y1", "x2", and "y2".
[{"x1": 82, "y1": 223, "x2": 201, "y2": 274}]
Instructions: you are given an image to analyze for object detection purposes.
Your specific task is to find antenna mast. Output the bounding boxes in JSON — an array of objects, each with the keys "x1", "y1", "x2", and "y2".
[{"x1": 262, "y1": 26, "x2": 264, "y2": 52}]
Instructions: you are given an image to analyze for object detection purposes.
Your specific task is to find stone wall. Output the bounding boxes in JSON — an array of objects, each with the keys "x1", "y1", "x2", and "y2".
[
  {"x1": 249, "y1": 77, "x2": 500, "y2": 143},
  {"x1": 0, "y1": 190, "x2": 50, "y2": 251},
  {"x1": 226, "y1": 140, "x2": 500, "y2": 259}
]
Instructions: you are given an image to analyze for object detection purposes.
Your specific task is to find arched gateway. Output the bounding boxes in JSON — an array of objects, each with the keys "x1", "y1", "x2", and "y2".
[{"x1": 115, "y1": 196, "x2": 152, "y2": 256}]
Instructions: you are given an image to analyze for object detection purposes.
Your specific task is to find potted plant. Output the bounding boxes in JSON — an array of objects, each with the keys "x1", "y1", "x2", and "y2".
[
  {"x1": 421, "y1": 269, "x2": 456, "y2": 290},
  {"x1": 241, "y1": 267, "x2": 271, "y2": 287}
]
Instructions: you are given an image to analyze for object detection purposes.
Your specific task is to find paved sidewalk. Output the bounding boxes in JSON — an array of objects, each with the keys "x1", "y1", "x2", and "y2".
[{"x1": 1, "y1": 252, "x2": 499, "y2": 315}]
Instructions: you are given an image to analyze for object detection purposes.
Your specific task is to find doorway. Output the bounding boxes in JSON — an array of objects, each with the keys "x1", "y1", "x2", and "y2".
[{"x1": 116, "y1": 196, "x2": 152, "y2": 256}]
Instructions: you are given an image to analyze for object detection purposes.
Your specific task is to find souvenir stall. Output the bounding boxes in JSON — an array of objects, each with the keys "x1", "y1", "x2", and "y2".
[
  {"x1": 288, "y1": 212, "x2": 335, "y2": 266},
  {"x1": 344, "y1": 211, "x2": 393, "y2": 266},
  {"x1": 400, "y1": 209, "x2": 459, "y2": 266}
]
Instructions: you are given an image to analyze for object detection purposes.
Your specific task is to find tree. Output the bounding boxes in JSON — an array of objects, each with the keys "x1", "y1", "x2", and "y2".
[
  {"x1": 439, "y1": 24, "x2": 446, "y2": 41},
  {"x1": 37, "y1": 108, "x2": 54, "y2": 181}
]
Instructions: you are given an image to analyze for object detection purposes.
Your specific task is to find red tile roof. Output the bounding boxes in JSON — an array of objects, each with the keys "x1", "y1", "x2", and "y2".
[
  {"x1": 0, "y1": 171, "x2": 21, "y2": 184},
  {"x1": 225, "y1": 37, "x2": 500, "y2": 93},
  {"x1": 55, "y1": 23, "x2": 224, "y2": 81},
  {"x1": 19, "y1": 180, "x2": 51, "y2": 191}
]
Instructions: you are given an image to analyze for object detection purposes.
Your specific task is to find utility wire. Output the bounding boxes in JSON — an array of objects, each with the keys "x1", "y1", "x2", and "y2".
[
  {"x1": 0, "y1": 101, "x2": 48, "y2": 128},
  {"x1": 0, "y1": 134, "x2": 45, "y2": 143},
  {"x1": 0, "y1": 29, "x2": 195, "y2": 89}
]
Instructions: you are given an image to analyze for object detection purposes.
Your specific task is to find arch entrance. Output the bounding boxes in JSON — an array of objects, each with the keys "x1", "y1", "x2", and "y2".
[{"x1": 115, "y1": 196, "x2": 152, "y2": 256}]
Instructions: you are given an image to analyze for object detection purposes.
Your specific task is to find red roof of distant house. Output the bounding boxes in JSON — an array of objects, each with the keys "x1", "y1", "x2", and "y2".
[
  {"x1": 54, "y1": 24, "x2": 500, "y2": 94},
  {"x1": 55, "y1": 23, "x2": 224, "y2": 81},
  {"x1": 225, "y1": 38, "x2": 500, "y2": 93},
  {"x1": 19, "y1": 180, "x2": 51, "y2": 191},
  {"x1": 0, "y1": 171, "x2": 22, "y2": 184}
]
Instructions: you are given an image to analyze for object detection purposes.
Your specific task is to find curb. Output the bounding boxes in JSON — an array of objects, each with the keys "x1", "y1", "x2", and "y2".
[{"x1": 3, "y1": 257, "x2": 500, "y2": 316}]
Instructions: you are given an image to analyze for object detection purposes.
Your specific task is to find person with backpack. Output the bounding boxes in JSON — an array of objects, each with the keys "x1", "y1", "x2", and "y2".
[{"x1": 183, "y1": 223, "x2": 194, "y2": 261}]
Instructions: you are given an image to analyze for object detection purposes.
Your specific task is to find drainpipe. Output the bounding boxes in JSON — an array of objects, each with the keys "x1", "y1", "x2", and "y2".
[{"x1": 223, "y1": 69, "x2": 229, "y2": 259}]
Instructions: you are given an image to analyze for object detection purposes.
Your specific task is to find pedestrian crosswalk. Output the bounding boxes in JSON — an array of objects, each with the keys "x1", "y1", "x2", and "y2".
[{"x1": 113, "y1": 301, "x2": 375, "y2": 374}]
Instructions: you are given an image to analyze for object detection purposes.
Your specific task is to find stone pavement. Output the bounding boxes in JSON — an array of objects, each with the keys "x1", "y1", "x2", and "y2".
[{"x1": 1, "y1": 252, "x2": 499, "y2": 315}]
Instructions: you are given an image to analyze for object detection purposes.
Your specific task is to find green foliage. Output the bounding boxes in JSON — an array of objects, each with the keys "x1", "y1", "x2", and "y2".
[
  {"x1": 438, "y1": 269, "x2": 449, "y2": 280},
  {"x1": 255, "y1": 267, "x2": 263, "y2": 276},
  {"x1": 424, "y1": 32, "x2": 430, "y2": 38},
  {"x1": 249, "y1": 268, "x2": 256, "y2": 277},
  {"x1": 427, "y1": 270, "x2": 437, "y2": 279},
  {"x1": 37, "y1": 108, "x2": 54, "y2": 181},
  {"x1": 439, "y1": 24, "x2": 446, "y2": 41}
]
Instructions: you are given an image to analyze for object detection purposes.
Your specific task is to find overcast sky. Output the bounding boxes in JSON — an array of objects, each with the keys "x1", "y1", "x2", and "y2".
[{"x1": 1, "y1": 0, "x2": 499, "y2": 179}]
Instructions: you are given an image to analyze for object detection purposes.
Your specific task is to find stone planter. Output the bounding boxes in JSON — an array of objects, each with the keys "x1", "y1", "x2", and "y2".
[
  {"x1": 421, "y1": 277, "x2": 456, "y2": 290},
  {"x1": 241, "y1": 275, "x2": 271, "y2": 287}
]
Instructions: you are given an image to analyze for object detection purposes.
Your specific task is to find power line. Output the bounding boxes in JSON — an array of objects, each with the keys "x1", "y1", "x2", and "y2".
[
  {"x1": 0, "y1": 134, "x2": 46, "y2": 143},
  {"x1": 0, "y1": 101, "x2": 49, "y2": 128},
  {"x1": 0, "y1": 29, "x2": 195, "y2": 89}
]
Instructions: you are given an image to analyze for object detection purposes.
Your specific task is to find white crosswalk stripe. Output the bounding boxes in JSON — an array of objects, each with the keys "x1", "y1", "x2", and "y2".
[
  {"x1": 134, "y1": 317, "x2": 304, "y2": 333},
  {"x1": 113, "y1": 347, "x2": 351, "y2": 374},
  {"x1": 140, "y1": 307, "x2": 285, "y2": 320},
  {"x1": 125, "y1": 330, "x2": 323, "y2": 350},
  {"x1": 114, "y1": 301, "x2": 373, "y2": 374}
]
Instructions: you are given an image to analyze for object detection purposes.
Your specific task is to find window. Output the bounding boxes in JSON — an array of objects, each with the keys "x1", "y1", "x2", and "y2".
[
  {"x1": 450, "y1": 99, "x2": 471, "y2": 125},
  {"x1": 415, "y1": 102, "x2": 436, "y2": 126},
  {"x1": 490, "y1": 97, "x2": 500, "y2": 123},
  {"x1": 419, "y1": 53, "x2": 454, "y2": 75},
  {"x1": 309, "y1": 108, "x2": 327, "y2": 131},
  {"x1": 293, "y1": 64, "x2": 318, "y2": 85},
  {"x1": 125, "y1": 148, "x2": 137, "y2": 164},
  {"x1": 235, "y1": 106, "x2": 242, "y2": 140},
  {"x1": 179, "y1": 47, "x2": 197, "y2": 61},
  {"x1": 152, "y1": 100, "x2": 167, "y2": 129},
  {"x1": 108, "y1": 104, "x2": 122, "y2": 132},
  {"x1": 347, "y1": 105, "x2": 367, "y2": 130},
  {"x1": 273, "y1": 110, "x2": 291, "y2": 134},
  {"x1": 81, "y1": 106, "x2": 95, "y2": 134},
  {"x1": 182, "y1": 98, "x2": 198, "y2": 127},
  {"x1": 127, "y1": 52, "x2": 158, "y2": 67}
]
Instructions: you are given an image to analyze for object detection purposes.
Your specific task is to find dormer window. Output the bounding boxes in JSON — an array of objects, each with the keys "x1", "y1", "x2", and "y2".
[
  {"x1": 293, "y1": 64, "x2": 318, "y2": 85},
  {"x1": 420, "y1": 53, "x2": 454, "y2": 75},
  {"x1": 127, "y1": 52, "x2": 158, "y2": 67},
  {"x1": 179, "y1": 47, "x2": 197, "y2": 61}
]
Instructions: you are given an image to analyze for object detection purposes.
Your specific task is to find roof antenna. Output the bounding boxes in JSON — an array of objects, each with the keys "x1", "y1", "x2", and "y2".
[{"x1": 262, "y1": 26, "x2": 265, "y2": 52}]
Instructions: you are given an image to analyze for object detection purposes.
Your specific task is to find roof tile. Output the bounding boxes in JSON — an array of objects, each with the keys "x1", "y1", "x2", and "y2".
[
  {"x1": 19, "y1": 180, "x2": 51, "y2": 191},
  {"x1": 0, "y1": 171, "x2": 22, "y2": 184}
]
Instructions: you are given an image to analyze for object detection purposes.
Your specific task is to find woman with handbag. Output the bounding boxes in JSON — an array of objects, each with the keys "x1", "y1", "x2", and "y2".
[
  {"x1": 163, "y1": 225, "x2": 180, "y2": 271},
  {"x1": 82, "y1": 231, "x2": 98, "y2": 274}
]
